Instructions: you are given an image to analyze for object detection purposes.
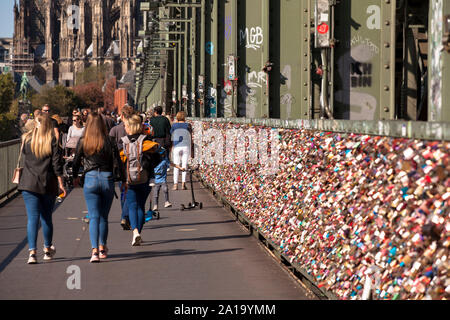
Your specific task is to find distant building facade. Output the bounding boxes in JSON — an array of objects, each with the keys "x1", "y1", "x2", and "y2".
[
  {"x1": 12, "y1": 0, "x2": 142, "y2": 87},
  {"x1": 0, "y1": 38, "x2": 12, "y2": 74}
]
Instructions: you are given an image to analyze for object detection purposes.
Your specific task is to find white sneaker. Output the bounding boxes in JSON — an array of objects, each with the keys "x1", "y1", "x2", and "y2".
[
  {"x1": 164, "y1": 201, "x2": 172, "y2": 208},
  {"x1": 43, "y1": 245, "x2": 56, "y2": 261},
  {"x1": 153, "y1": 205, "x2": 158, "y2": 211},
  {"x1": 27, "y1": 253, "x2": 37, "y2": 264},
  {"x1": 132, "y1": 233, "x2": 142, "y2": 246},
  {"x1": 90, "y1": 252, "x2": 100, "y2": 263}
]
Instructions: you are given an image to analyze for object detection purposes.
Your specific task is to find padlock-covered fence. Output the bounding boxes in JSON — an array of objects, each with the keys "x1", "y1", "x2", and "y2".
[{"x1": 189, "y1": 118, "x2": 449, "y2": 300}]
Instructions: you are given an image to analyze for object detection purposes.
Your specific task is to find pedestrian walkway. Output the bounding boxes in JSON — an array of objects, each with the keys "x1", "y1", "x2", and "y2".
[{"x1": 0, "y1": 173, "x2": 314, "y2": 300}]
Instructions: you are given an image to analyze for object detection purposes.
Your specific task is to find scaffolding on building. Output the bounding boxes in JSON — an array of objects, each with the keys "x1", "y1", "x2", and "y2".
[{"x1": 11, "y1": 53, "x2": 34, "y2": 74}]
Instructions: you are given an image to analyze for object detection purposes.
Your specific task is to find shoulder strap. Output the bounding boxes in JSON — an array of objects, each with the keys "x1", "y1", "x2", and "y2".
[
  {"x1": 137, "y1": 134, "x2": 147, "y2": 144},
  {"x1": 16, "y1": 139, "x2": 25, "y2": 169},
  {"x1": 121, "y1": 136, "x2": 130, "y2": 144},
  {"x1": 126, "y1": 143, "x2": 131, "y2": 183},
  {"x1": 136, "y1": 140, "x2": 142, "y2": 181}
]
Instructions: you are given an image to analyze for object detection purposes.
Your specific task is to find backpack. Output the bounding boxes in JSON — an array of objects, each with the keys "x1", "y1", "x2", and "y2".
[{"x1": 121, "y1": 135, "x2": 148, "y2": 185}]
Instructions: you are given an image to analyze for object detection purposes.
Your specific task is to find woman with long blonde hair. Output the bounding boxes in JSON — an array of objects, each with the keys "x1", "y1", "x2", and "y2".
[
  {"x1": 72, "y1": 112, "x2": 126, "y2": 262},
  {"x1": 120, "y1": 114, "x2": 159, "y2": 246},
  {"x1": 18, "y1": 113, "x2": 66, "y2": 264}
]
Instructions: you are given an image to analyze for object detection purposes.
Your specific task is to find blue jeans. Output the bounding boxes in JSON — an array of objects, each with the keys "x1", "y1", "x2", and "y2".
[
  {"x1": 126, "y1": 182, "x2": 151, "y2": 233},
  {"x1": 83, "y1": 170, "x2": 115, "y2": 249},
  {"x1": 22, "y1": 191, "x2": 56, "y2": 251},
  {"x1": 119, "y1": 182, "x2": 129, "y2": 221}
]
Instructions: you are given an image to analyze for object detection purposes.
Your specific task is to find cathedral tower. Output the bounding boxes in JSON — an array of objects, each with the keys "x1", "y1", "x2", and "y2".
[{"x1": 12, "y1": 0, "x2": 141, "y2": 86}]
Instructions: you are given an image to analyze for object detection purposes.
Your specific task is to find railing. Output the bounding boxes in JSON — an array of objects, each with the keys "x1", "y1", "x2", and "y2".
[{"x1": 0, "y1": 139, "x2": 21, "y2": 200}]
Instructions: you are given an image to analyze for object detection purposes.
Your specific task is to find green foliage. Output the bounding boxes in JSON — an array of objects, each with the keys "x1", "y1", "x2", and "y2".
[
  {"x1": 0, "y1": 112, "x2": 19, "y2": 141},
  {"x1": 0, "y1": 73, "x2": 15, "y2": 114},
  {"x1": 31, "y1": 85, "x2": 81, "y2": 116},
  {"x1": 75, "y1": 64, "x2": 112, "y2": 86},
  {"x1": 10, "y1": 99, "x2": 20, "y2": 117}
]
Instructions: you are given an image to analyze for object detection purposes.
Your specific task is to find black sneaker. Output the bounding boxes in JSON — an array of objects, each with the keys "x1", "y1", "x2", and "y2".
[{"x1": 121, "y1": 219, "x2": 131, "y2": 230}]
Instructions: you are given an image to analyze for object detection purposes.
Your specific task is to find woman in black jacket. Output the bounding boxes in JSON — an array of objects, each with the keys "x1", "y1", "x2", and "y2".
[
  {"x1": 72, "y1": 112, "x2": 127, "y2": 263},
  {"x1": 18, "y1": 113, "x2": 66, "y2": 264}
]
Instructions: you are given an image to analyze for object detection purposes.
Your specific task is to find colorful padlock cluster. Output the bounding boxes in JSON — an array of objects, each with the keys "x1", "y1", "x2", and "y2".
[{"x1": 191, "y1": 121, "x2": 450, "y2": 300}]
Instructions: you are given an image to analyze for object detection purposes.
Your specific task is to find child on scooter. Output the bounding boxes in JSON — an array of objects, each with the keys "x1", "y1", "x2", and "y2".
[{"x1": 149, "y1": 147, "x2": 185, "y2": 212}]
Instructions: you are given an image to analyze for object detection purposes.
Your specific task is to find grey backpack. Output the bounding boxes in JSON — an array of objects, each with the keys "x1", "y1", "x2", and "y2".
[{"x1": 121, "y1": 135, "x2": 148, "y2": 185}]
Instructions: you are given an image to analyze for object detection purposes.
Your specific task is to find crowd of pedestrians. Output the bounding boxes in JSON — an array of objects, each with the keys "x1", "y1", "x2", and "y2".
[{"x1": 15, "y1": 103, "x2": 192, "y2": 264}]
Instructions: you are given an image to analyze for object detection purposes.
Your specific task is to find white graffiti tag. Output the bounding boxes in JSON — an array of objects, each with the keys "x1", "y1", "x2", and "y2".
[
  {"x1": 247, "y1": 71, "x2": 267, "y2": 88},
  {"x1": 240, "y1": 27, "x2": 264, "y2": 50}
]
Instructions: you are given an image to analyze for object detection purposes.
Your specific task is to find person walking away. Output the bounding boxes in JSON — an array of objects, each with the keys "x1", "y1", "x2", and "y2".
[
  {"x1": 170, "y1": 111, "x2": 192, "y2": 190},
  {"x1": 23, "y1": 118, "x2": 36, "y2": 133},
  {"x1": 33, "y1": 109, "x2": 42, "y2": 119},
  {"x1": 19, "y1": 113, "x2": 29, "y2": 133},
  {"x1": 120, "y1": 115, "x2": 159, "y2": 246},
  {"x1": 51, "y1": 114, "x2": 69, "y2": 149},
  {"x1": 149, "y1": 106, "x2": 172, "y2": 155},
  {"x1": 81, "y1": 108, "x2": 90, "y2": 127},
  {"x1": 52, "y1": 114, "x2": 69, "y2": 136},
  {"x1": 97, "y1": 106, "x2": 116, "y2": 133},
  {"x1": 72, "y1": 112, "x2": 126, "y2": 263},
  {"x1": 18, "y1": 113, "x2": 67, "y2": 264},
  {"x1": 109, "y1": 105, "x2": 135, "y2": 230},
  {"x1": 65, "y1": 115, "x2": 85, "y2": 156},
  {"x1": 166, "y1": 113, "x2": 175, "y2": 126},
  {"x1": 41, "y1": 105, "x2": 60, "y2": 143}
]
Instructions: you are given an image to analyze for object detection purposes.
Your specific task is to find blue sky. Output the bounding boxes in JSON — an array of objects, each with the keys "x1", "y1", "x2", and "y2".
[{"x1": 0, "y1": 0, "x2": 14, "y2": 38}]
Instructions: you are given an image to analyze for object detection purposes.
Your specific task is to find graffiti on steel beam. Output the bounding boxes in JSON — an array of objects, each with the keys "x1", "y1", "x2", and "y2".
[
  {"x1": 225, "y1": 16, "x2": 232, "y2": 41},
  {"x1": 247, "y1": 71, "x2": 267, "y2": 88},
  {"x1": 280, "y1": 65, "x2": 293, "y2": 119},
  {"x1": 206, "y1": 42, "x2": 214, "y2": 55},
  {"x1": 348, "y1": 35, "x2": 379, "y2": 55},
  {"x1": 207, "y1": 86, "x2": 217, "y2": 117},
  {"x1": 335, "y1": 40, "x2": 378, "y2": 120},
  {"x1": 237, "y1": 83, "x2": 258, "y2": 118},
  {"x1": 366, "y1": 5, "x2": 381, "y2": 30},
  {"x1": 350, "y1": 62, "x2": 373, "y2": 88},
  {"x1": 240, "y1": 27, "x2": 264, "y2": 50}
]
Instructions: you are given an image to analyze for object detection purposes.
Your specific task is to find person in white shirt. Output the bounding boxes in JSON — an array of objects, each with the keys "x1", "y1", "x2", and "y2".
[{"x1": 66, "y1": 115, "x2": 85, "y2": 155}]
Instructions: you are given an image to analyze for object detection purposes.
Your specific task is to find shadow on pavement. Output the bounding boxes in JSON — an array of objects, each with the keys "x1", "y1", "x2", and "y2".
[
  {"x1": 38, "y1": 247, "x2": 242, "y2": 264},
  {"x1": 0, "y1": 188, "x2": 73, "y2": 273},
  {"x1": 144, "y1": 233, "x2": 251, "y2": 246},
  {"x1": 144, "y1": 219, "x2": 237, "y2": 230},
  {"x1": 0, "y1": 226, "x2": 26, "y2": 231},
  {"x1": 105, "y1": 247, "x2": 243, "y2": 262}
]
